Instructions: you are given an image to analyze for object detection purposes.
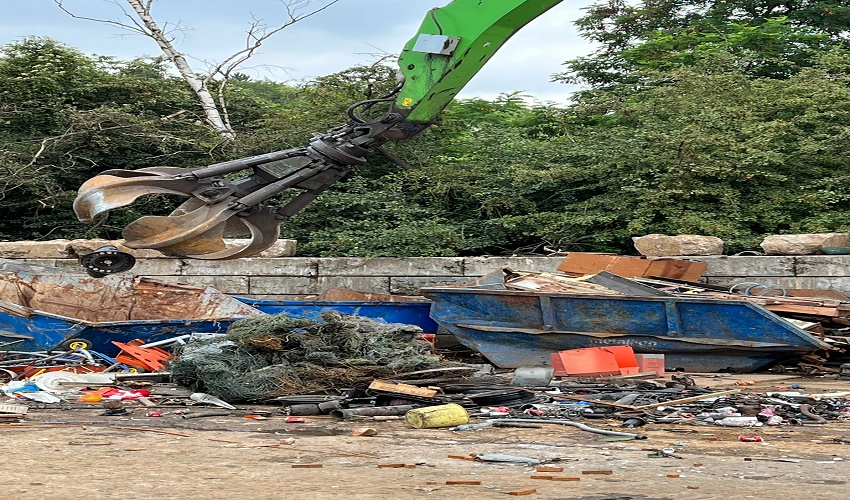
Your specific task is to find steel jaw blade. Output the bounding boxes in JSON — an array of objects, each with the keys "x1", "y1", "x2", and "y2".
[
  {"x1": 154, "y1": 209, "x2": 281, "y2": 259},
  {"x1": 73, "y1": 167, "x2": 198, "y2": 222},
  {"x1": 121, "y1": 202, "x2": 280, "y2": 259}
]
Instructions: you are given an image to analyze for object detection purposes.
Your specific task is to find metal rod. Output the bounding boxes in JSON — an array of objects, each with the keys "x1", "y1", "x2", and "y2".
[
  {"x1": 452, "y1": 418, "x2": 646, "y2": 439},
  {"x1": 498, "y1": 418, "x2": 647, "y2": 439},
  {"x1": 329, "y1": 406, "x2": 416, "y2": 419}
]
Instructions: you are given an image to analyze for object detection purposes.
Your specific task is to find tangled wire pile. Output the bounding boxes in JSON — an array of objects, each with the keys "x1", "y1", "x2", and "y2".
[{"x1": 169, "y1": 312, "x2": 454, "y2": 401}]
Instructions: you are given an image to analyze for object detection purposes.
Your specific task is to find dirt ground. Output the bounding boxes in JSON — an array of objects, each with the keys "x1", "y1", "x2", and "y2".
[{"x1": 2, "y1": 374, "x2": 849, "y2": 500}]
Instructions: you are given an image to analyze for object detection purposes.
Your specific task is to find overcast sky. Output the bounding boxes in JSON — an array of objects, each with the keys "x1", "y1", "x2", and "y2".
[{"x1": 1, "y1": 0, "x2": 596, "y2": 103}]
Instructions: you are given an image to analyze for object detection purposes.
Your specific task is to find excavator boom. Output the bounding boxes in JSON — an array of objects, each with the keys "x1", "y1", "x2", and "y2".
[{"x1": 73, "y1": 0, "x2": 563, "y2": 261}]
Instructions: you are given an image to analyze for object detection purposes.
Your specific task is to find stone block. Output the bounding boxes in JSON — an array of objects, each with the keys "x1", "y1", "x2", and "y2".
[
  {"x1": 390, "y1": 277, "x2": 474, "y2": 295},
  {"x1": 795, "y1": 255, "x2": 850, "y2": 276},
  {"x1": 316, "y1": 276, "x2": 392, "y2": 294},
  {"x1": 633, "y1": 234, "x2": 724, "y2": 256},
  {"x1": 774, "y1": 276, "x2": 850, "y2": 294},
  {"x1": 221, "y1": 238, "x2": 296, "y2": 257},
  {"x1": 237, "y1": 294, "x2": 319, "y2": 301},
  {"x1": 0, "y1": 240, "x2": 74, "y2": 259},
  {"x1": 317, "y1": 257, "x2": 463, "y2": 277},
  {"x1": 248, "y1": 276, "x2": 319, "y2": 295},
  {"x1": 704, "y1": 276, "x2": 850, "y2": 295},
  {"x1": 161, "y1": 275, "x2": 250, "y2": 294},
  {"x1": 463, "y1": 256, "x2": 562, "y2": 276},
  {"x1": 16, "y1": 259, "x2": 58, "y2": 268},
  {"x1": 699, "y1": 256, "x2": 794, "y2": 277},
  {"x1": 180, "y1": 258, "x2": 317, "y2": 277},
  {"x1": 760, "y1": 233, "x2": 850, "y2": 255}
]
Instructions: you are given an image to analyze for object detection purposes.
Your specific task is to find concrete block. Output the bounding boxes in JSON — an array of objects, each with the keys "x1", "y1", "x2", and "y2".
[
  {"x1": 390, "y1": 277, "x2": 472, "y2": 295},
  {"x1": 180, "y1": 258, "x2": 317, "y2": 277},
  {"x1": 463, "y1": 256, "x2": 562, "y2": 276},
  {"x1": 317, "y1": 257, "x2": 463, "y2": 277},
  {"x1": 52, "y1": 258, "x2": 183, "y2": 276},
  {"x1": 162, "y1": 275, "x2": 251, "y2": 294},
  {"x1": 316, "y1": 276, "x2": 391, "y2": 294},
  {"x1": 130, "y1": 259, "x2": 185, "y2": 276},
  {"x1": 0, "y1": 240, "x2": 74, "y2": 259},
  {"x1": 237, "y1": 294, "x2": 319, "y2": 301},
  {"x1": 773, "y1": 276, "x2": 850, "y2": 294},
  {"x1": 761, "y1": 233, "x2": 850, "y2": 255},
  {"x1": 222, "y1": 238, "x2": 296, "y2": 257},
  {"x1": 705, "y1": 276, "x2": 850, "y2": 295},
  {"x1": 633, "y1": 234, "x2": 724, "y2": 256},
  {"x1": 795, "y1": 255, "x2": 850, "y2": 276},
  {"x1": 699, "y1": 256, "x2": 794, "y2": 277},
  {"x1": 248, "y1": 276, "x2": 319, "y2": 295},
  {"x1": 16, "y1": 259, "x2": 58, "y2": 268}
]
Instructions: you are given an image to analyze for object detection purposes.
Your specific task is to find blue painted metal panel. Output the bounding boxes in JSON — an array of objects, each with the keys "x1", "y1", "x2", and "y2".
[
  {"x1": 0, "y1": 305, "x2": 236, "y2": 356},
  {"x1": 420, "y1": 287, "x2": 834, "y2": 372},
  {"x1": 234, "y1": 298, "x2": 438, "y2": 333}
]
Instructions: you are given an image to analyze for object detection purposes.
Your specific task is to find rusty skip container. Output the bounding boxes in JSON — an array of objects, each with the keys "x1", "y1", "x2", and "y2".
[
  {"x1": 0, "y1": 260, "x2": 262, "y2": 355},
  {"x1": 420, "y1": 285, "x2": 835, "y2": 373}
]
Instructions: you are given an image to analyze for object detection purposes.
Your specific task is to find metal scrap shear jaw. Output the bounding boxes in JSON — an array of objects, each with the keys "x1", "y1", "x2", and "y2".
[
  {"x1": 72, "y1": 167, "x2": 201, "y2": 222},
  {"x1": 121, "y1": 200, "x2": 281, "y2": 259},
  {"x1": 73, "y1": 166, "x2": 281, "y2": 258}
]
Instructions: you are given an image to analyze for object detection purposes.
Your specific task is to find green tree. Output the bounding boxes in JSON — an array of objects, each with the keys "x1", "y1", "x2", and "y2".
[
  {"x1": 559, "y1": 0, "x2": 850, "y2": 87},
  {"x1": 0, "y1": 38, "x2": 222, "y2": 240}
]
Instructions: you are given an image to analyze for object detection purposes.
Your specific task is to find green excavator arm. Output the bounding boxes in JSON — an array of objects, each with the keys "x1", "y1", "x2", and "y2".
[
  {"x1": 73, "y1": 0, "x2": 564, "y2": 265},
  {"x1": 394, "y1": 0, "x2": 563, "y2": 126}
]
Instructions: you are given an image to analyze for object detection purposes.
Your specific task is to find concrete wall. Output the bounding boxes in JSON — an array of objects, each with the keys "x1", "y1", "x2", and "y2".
[
  {"x1": 4, "y1": 240, "x2": 850, "y2": 298},
  {"x1": 24, "y1": 255, "x2": 565, "y2": 299}
]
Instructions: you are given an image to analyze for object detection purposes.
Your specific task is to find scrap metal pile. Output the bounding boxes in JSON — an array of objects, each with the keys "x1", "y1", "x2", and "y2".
[
  {"x1": 1, "y1": 345, "x2": 848, "y2": 443},
  {"x1": 169, "y1": 312, "x2": 457, "y2": 401}
]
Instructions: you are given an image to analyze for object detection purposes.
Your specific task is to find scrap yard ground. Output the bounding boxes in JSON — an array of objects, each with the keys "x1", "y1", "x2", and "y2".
[{"x1": 2, "y1": 374, "x2": 848, "y2": 500}]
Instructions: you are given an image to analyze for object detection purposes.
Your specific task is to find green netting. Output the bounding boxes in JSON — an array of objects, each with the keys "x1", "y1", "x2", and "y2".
[{"x1": 169, "y1": 312, "x2": 455, "y2": 401}]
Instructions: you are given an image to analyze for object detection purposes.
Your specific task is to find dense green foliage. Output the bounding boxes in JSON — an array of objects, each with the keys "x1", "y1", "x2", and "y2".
[
  {"x1": 3, "y1": 4, "x2": 850, "y2": 257},
  {"x1": 558, "y1": 0, "x2": 850, "y2": 87}
]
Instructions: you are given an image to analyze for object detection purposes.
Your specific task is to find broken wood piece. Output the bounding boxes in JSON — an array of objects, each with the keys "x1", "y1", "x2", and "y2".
[
  {"x1": 0, "y1": 404, "x2": 28, "y2": 415},
  {"x1": 291, "y1": 463, "x2": 323, "y2": 468},
  {"x1": 368, "y1": 379, "x2": 438, "y2": 398},
  {"x1": 508, "y1": 488, "x2": 537, "y2": 496},
  {"x1": 446, "y1": 480, "x2": 481, "y2": 485},
  {"x1": 536, "y1": 466, "x2": 564, "y2": 472},
  {"x1": 136, "y1": 397, "x2": 157, "y2": 408}
]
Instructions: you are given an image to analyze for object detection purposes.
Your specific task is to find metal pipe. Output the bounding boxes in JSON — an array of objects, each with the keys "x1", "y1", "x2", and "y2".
[
  {"x1": 453, "y1": 418, "x2": 646, "y2": 439},
  {"x1": 330, "y1": 405, "x2": 416, "y2": 419}
]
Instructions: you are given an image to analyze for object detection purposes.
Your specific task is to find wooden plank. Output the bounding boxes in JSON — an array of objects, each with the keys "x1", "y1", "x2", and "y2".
[
  {"x1": 763, "y1": 304, "x2": 841, "y2": 317},
  {"x1": 368, "y1": 380, "x2": 438, "y2": 398}
]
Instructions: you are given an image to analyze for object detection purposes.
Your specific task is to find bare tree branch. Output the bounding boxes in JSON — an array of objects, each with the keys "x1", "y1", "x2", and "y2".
[
  {"x1": 54, "y1": 0, "x2": 342, "y2": 140},
  {"x1": 53, "y1": 0, "x2": 147, "y2": 35}
]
